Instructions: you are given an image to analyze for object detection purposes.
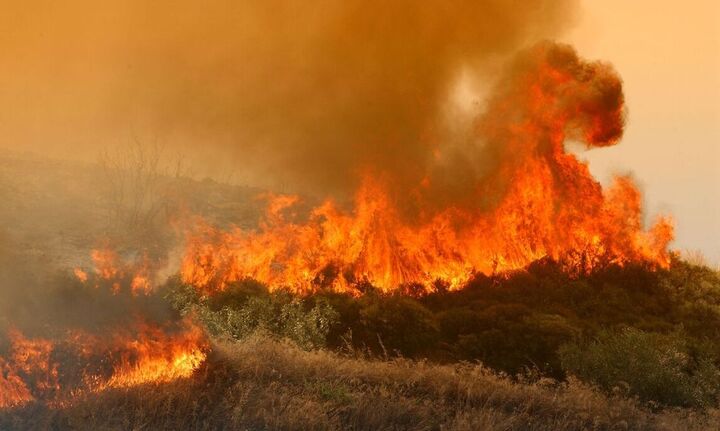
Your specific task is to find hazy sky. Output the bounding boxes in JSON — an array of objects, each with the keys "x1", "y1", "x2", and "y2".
[
  {"x1": 1, "y1": 1, "x2": 718, "y2": 262},
  {"x1": 566, "y1": 0, "x2": 720, "y2": 263}
]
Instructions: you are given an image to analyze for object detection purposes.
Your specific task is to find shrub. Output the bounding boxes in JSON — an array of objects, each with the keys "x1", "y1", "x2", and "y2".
[
  {"x1": 163, "y1": 276, "x2": 199, "y2": 315},
  {"x1": 355, "y1": 294, "x2": 439, "y2": 357},
  {"x1": 165, "y1": 279, "x2": 339, "y2": 350},
  {"x1": 559, "y1": 327, "x2": 720, "y2": 408},
  {"x1": 200, "y1": 293, "x2": 339, "y2": 350}
]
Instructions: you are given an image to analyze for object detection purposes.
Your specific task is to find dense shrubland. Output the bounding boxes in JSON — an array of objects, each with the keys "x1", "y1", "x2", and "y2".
[{"x1": 164, "y1": 256, "x2": 720, "y2": 409}]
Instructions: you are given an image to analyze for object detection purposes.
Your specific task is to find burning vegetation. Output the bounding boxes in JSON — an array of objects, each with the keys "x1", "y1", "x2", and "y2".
[
  {"x1": 0, "y1": 320, "x2": 206, "y2": 409},
  {"x1": 0, "y1": 43, "x2": 690, "y2": 426},
  {"x1": 180, "y1": 44, "x2": 673, "y2": 296},
  {"x1": 0, "y1": 249, "x2": 208, "y2": 410},
  {"x1": 1, "y1": 3, "x2": 716, "y2": 425},
  {"x1": 75, "y1": 247, "x2": 154, "y2": 296}
]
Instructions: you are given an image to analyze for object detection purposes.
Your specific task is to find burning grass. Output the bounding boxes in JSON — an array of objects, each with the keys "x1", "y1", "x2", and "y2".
[
  {"x1": 0, "y1": 246, "x2": 209, "y2": 411},
  {"x1": 1, "y1": 335, "x2": 717, "y2": 431},
  {"x1": 0, "y1": 319, "x2": 208, "y2": 409}
]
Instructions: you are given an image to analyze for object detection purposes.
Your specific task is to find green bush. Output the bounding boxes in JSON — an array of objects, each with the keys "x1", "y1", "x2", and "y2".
[
  {"x1": 198, "y1": 294, "x2": 338, "y2": 350},
  {"x1": 165, "y1": 279, "x2": 339, "y2": 350},
  {"x1": 559, "y1": 327, "x2": 720, "y2": 408},
  {"x1": 355, "y1": 294, "x2": 439, "y2": 357}
]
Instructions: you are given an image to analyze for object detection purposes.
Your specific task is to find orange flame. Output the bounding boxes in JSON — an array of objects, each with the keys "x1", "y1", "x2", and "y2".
[
  {"x1": 0, "y1": 319, "x2": 207, "y2": 408},
  {"x1": 73, "y1": 268, "x2": 88, "y2": 283},
  {"x1": 100, "y1": 321, "x2": 207, "y2": 389},
  {"x1": 0, "y1": 358, "x2": 34, "y2": 408},
  {"x1": 91, "y1": 248, "x2": 120, "y2": 280},
  {"x1": 180, "y1": 44, "x2": 673, "y2": 296},
  {"x1": 0, "y1": 330, "x2": 58, "y2": 408},
  {"x1": 75, "y1": 248, "x2": 155, "y2": 296}
]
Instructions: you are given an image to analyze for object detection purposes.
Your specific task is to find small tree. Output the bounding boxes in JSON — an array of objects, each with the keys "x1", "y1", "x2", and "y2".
[{"x1": 98, "y1": 139, "x2": 191, "y2": 250}]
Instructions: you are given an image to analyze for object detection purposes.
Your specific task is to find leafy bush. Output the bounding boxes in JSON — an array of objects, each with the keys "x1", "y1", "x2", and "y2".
[
  {"x1": 165, "y1": 279, "x2": 339, "y2": 350},
  {"x1": 355, "y1": 294, "x2": 440, "y2": 356},
  {"x1": 438, "y1": 305, "x2": 578, "y2": 375},
  {"x1": 559, "y1": 327, "x2": 720, "y2": 408}
]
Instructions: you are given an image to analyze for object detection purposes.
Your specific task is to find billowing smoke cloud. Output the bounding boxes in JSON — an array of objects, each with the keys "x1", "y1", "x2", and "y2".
[{"x1": 0, "y1": 0, "x2": 576, "y2": 198}]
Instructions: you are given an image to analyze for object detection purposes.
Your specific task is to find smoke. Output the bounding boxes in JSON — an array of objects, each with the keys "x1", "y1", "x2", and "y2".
[
  {"x1": 0, "y1": 0, "x2": 577, "y2": 198},
  {"x1": 0, "y1": 234, "x2": 174, "y2": 337},
  {"x1": 396, "y1": 41, "x2": 625, "y2": 215}
]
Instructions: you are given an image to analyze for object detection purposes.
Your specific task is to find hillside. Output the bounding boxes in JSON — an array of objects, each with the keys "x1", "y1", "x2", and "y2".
[{"x1": 0, "y1": 152, "x2": 718, "y2": 430}]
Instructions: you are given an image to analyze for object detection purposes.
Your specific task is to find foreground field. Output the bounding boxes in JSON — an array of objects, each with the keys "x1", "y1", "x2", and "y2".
[{"x1": 0, "y1": 335, "x2": 716, "y2": 431}]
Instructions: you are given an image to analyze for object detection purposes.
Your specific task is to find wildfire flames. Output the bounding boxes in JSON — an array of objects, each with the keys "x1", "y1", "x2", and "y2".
[
  {"x1": 0, "y1": 332, "x2": 54, "y2": 409},
  {"x1": 74, "y1": 247, "x2": 153, "y2": 296},
  {"x1": 1, "y1": 253, "x2": 208, "y2": 409},
  {"x1": 180, "y1": 44, "x2": 673, "y2": 296},
  {"x1": 0, "y1": 42, "x2": 677, "y2": 412},
  {"x1": 0, "y1": 320, "x2": 206, "y2": 409}
]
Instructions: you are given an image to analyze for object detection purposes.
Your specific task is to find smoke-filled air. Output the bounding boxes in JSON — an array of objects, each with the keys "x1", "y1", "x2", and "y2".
[{"x1": 0, "y1": 1, "x2": 718, "y2": 430}]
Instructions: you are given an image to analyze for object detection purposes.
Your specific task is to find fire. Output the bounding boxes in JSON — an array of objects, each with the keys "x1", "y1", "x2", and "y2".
[
  {"x1": 0, "y1": 358, "x2": 33, "y2": 408},
  {"x1": 73, "y1": 268, "x2": 88, "y2": 283},
  {"x1": 180, "y1": 43, "x2": 673, "y2": 296},
  {"x1": 0, "y1": 246, "x2": 211, "y2": 409},
  {"x1": 0, "y1": 330, "x2": 58, "y2": 408},
  {"x1": 0, "y1": 320, "x2": 207, "y2": 408},
  {"x1": 100, "y1": 321, "x2": 207, "y2": 389},
  {"x1": 91, "y1": 248, "x2": 120, "y2": 280},
  {"x1": 75, "y1": 247, "x2": 154, "y2": 296}
]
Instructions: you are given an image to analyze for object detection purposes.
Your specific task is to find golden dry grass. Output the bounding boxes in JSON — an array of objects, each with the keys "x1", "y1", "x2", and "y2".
[{"x1": 1, "y1": 334, "x2": 717, "y2": 430}]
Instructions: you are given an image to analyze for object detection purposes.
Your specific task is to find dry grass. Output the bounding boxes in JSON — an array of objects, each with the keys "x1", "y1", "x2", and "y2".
[{"x1": 1, "y1": 335, "x2": 717, "y2": 430}]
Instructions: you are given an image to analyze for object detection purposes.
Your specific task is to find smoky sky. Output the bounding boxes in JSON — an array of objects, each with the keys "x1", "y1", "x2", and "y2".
[{"x1": 0, "y1": 0, "x2": 577, "y2": 198}]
